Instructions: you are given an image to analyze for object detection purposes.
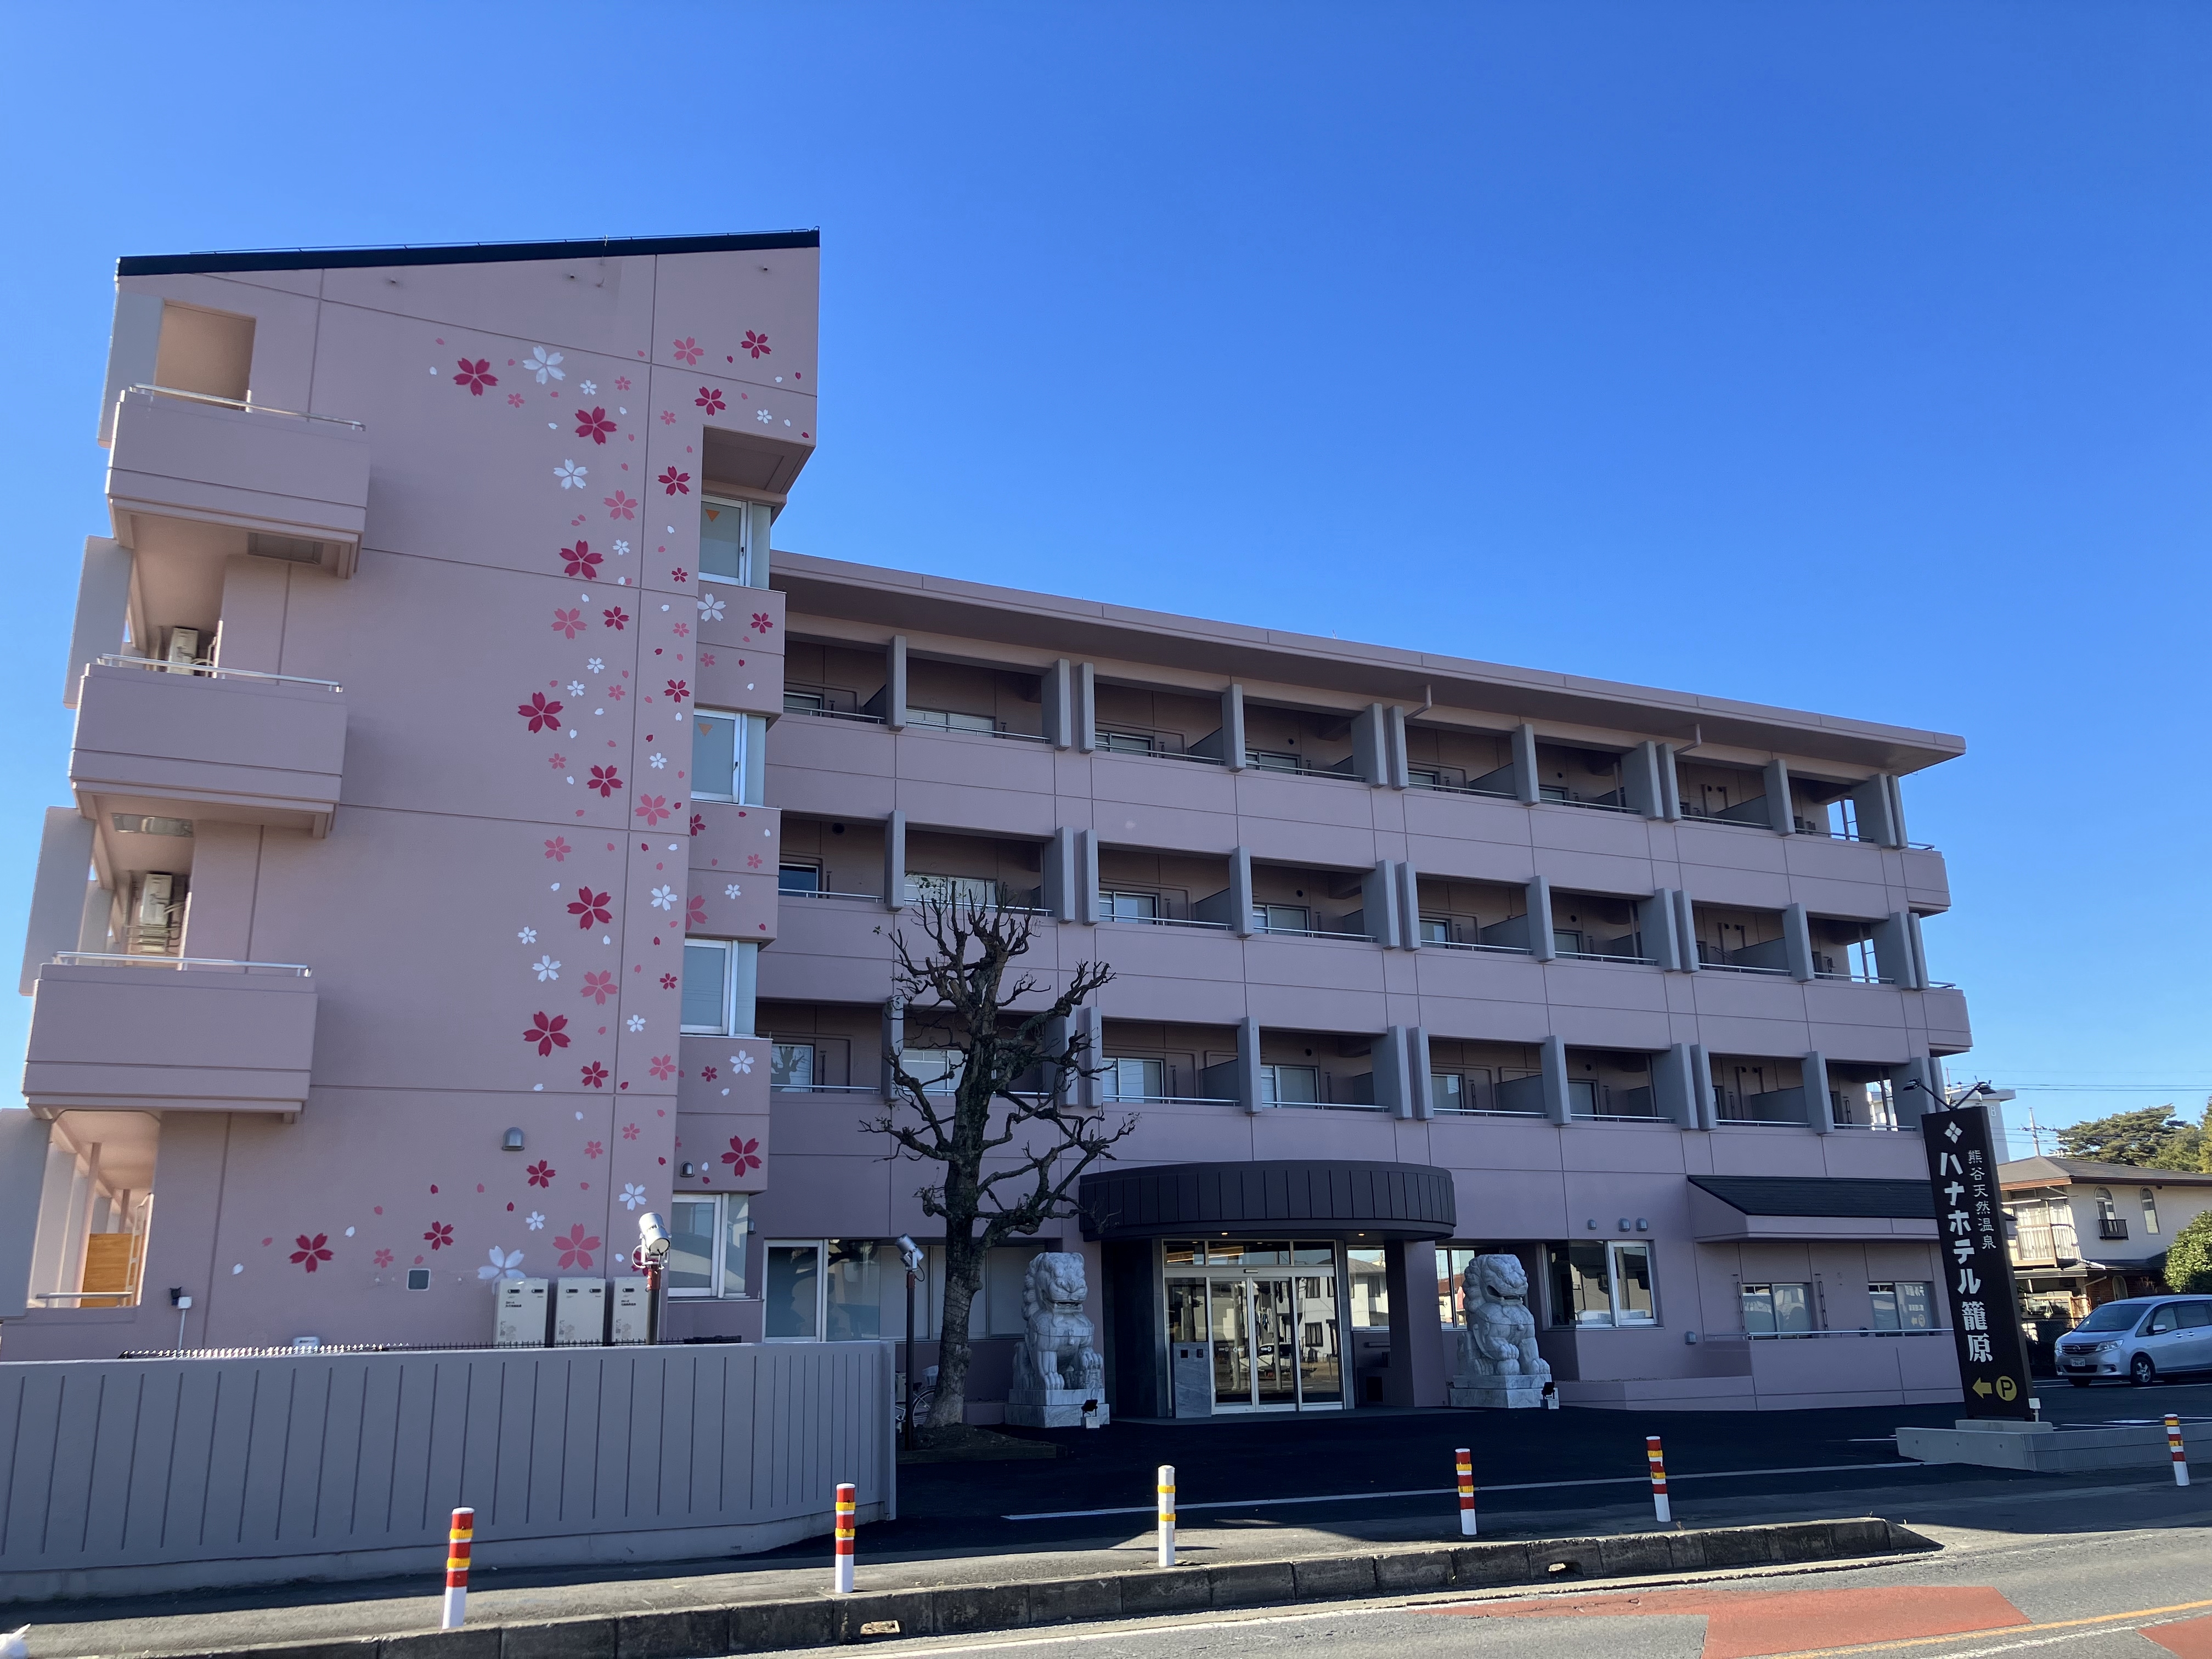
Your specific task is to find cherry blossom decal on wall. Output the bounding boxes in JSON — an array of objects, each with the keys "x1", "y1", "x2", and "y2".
[
  {"x1": 569, "y1": 888, "x2": 613, "y2": 926},
  {"x1": 581, "y1": 970, "x2": 617, "y2": 1004},
  {"x1": 519, "y1": 692, "x2": 564, "y2": 732},
  {"x1": 524, "y1": 1011, "x2": 571, "y2": 1055},
  {"x1": 723, "y1": 1137, "x2": 762, "y2": 1176},
  {"x1": 556, "y1": 1224, "x2": 601, "y2": 1269},
  {"x1": 586, "y1": 766, "x2": 624, "y2": 798},
  {"x1": 696, "y1": 387, "x2": 725, "y2": 413},
  {"x1": 291, "y1": 1233, "x2": 334, "y2": 1272},
  {"x1": 580, "y1": 1061, "x2": 608, "y2": 1088},
  {"x1": 526, "y1": 1160, "x2": 555, "y2": 1188},
  {"x1": 658, "y1": 467, "x2": 691, "y2": 496},
  {"x1": 454, "y1": 359, "x2": 498, "y2": 394},
  {"x1": 425, "y1": 1222, "x2": 455, "y2": 1251},
  {"x1": 742, "y1": 331, "x2": 771, "y2": 358},
  {"x1": 574, "y1": 407, "x2": 616, "y2": 444},
  {"x1": 672, "y1": 337, "x2": 703, "y2": 365},
  {"x1": 561, "y1": 541, "x2": 602, "y2": 579}
]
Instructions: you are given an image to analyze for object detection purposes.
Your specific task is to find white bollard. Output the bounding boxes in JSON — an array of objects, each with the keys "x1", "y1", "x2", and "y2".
[
  {"x1": 2168, "y1": 1416, "x2": 2191, "y2": 1488},
  {"x1": 441, "y1": 1506, "x2": 473, "y2": 1629},
  {"x1": 834, "y1": 1482, "x2": 857, "y2": 1592},
  {"x1": 1158, "y1": 1464, "x2": 1177, "y2": 1566},
  {"x1": 1456, "y1": 1448, "x2": 1477, "y2": 1537},
  {"x1": 1646, "y1": 1436, "x2": 1671, "y2": 1525}
]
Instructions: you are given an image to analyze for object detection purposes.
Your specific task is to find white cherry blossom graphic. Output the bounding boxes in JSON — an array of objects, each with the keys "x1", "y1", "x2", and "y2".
[
  {"x1": 729, "y1": 1050, "x2": 754, "y2": 1073},
  {"x1": 526, "y1": 1211, "x2": 546, "y2": 1231},
  {"x1": 579, "y1": 379, "x2": 597, "y2": 395},
  {"x1": 620, "y1": 1183, "x2": 649, "y2": 1211},
  {"x1": 526, "y1": 346, "x2": 566, "y2": 383},
  {"x1": 698, "y1": 595, "x2": 725, "y2": 620},
  {"x1": 517, "y1": 927, "x2": 538, "y2": 944},
  {"x1": 627, "y1": 1014, "x2": 646, "y2": 1032},
  {"x1": 724, "y1": 883, "x2": 743, "y2": 899},
  {"x1": 478, "y1": 1247, "x2": 526, "y2": 1282},
  {"x1": 555, "y1": 460, "x2": 588, "y2": 489},
  {"x1": 650, "y1": 885, "x2": 678, "y2": 910},
  {"x1": 532, "y1": 955, "x2": 562, "y2": 982}
]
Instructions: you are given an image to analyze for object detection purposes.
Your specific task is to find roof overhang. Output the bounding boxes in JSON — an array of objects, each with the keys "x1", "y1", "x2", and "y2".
[{"x1": 1079, "y1": 1160, "x2": 1457, "y2": 1243}]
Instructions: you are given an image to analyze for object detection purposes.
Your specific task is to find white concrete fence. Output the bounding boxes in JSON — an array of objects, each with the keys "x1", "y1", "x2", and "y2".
[{"x1": 0, "y1": 1339, "x2": 894, "y2": 1600}]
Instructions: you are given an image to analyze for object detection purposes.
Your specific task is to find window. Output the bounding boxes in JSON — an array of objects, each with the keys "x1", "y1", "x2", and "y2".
[
  {"x1": 778, "y1": 862, "x2": 821, "y2": 895},
  {"x1": 2146, "y1": 1304, "x2": 2181, "y2": 1335},
  {"x1": 907, "y1": 873, "x2": 1000, "y2": 908},
  {"x1": 1407, "y1": 765, "x2": 1443, "y2": 789},
  {"x1": 1097, "y1": 730, "x2": 1155, "y2": 755},
  {"x1": 1610, "y1": 1243, "x2": 1655, "y2": 1324},
  {"x1": 2142, "y1": 1189, "x2": 2160, "y2": 1235},
  {"x1": 1741, "y1": 1282, "x2": 1813, "y2": 1336},
  {"x1": 765, "y1": 1242, "x2": 820, "y2": 1338},
  {"x1": 680, "y1": 940, "x2": 757, "y2": 1036},
  {"x1": 1100, "y1": 1057, "x2": 1165, "y2": 1101},
  {"x1": 1247, "y1": 750, "x2": 1301, "y2": 773},
  {"x1": 1419, "y1": 917, "x2": 1452, "y2": 945},
  {"x1": 698, "y1": 499, "x2": 757, "y2": 586},
  {"x1": 771, "y1": 1043, "x2": 815, "y2": 1091},
  {"x1": 2096, "y1": 1188, "x2": 2117, "y2": 1221},
  {"x1": 1868, "y1": 1281, "x2": 1934, "y2": 1332},
  {"x1": 783, "y1": 689, "x2": 828, "y2": 715},
  {"x1": 908, "y1": 707, "x2": 996, "y2": 735},
  {"x1": 691, "y1": 708, "x2": 764, "y2": 805},
  {"x1": 1430, "y1": 1072, "x2": 1466, "y2": 1113},
  {"x1": 1259, "y1": 1064, "x2": 1321, "y2": 1105},
  {"x1": 1102, "y1": 891, "x2": 1160, "y2": 923},
  {"x1": 1549, "y1": 1242, "x2": 1612, "y2": 1327},
  {"x1": 899, "y1": 1047, "x2": 960, "y2": 1092},
  {"x1": 1252, "y1": 904, "x2": 1311, "y2": 934},
  {"x1": 666, "y1": 1195, "x2": 749, "y2": 1299},
  {"x1": 1347, "y1": 1248, "x2": 1390, "y2": 1329}
]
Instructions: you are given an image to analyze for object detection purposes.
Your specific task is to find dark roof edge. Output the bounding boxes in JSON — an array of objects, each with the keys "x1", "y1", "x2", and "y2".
[{"x1": 118, "y1": 230, "x2": 821, "y2": 278}]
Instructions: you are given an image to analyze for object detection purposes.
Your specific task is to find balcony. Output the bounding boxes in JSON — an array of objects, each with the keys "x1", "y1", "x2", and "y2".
[
  {"x1": 2098, "y1": 1217, "x2": 2130, "y2": 1242},
  {"x1": 70, "y1": 658, "x2": 347, "y2": 836},
  {"x1": 23, "y1": 956, "x2": 317, "y2": 1114},
  {"x1": 106, "y1": 387, "x2": 369, "y2": 574}
]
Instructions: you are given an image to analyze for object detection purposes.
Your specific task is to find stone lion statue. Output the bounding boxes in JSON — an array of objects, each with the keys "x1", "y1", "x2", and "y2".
[
  {"x1": 1455, "y1": 1252, "x2": 1551, "y2": 1391},
  {"x1": 1009, "y1": 1251, "x2": 1104, "y2": 1397}
]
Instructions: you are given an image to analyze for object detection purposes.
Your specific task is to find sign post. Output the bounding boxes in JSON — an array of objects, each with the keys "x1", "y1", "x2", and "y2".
[{"x1": 1919, "y1": 1098, "x2": 2034, "y2": 1419}]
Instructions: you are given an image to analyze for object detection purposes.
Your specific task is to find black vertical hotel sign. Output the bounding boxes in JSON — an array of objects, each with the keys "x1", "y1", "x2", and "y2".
[{"x1": 1921, "y1": 1103, "x2": 2034, "y2": 1419}]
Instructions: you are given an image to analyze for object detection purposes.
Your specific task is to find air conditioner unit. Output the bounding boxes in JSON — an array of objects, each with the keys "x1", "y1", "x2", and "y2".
[
  {"x1": 609, "y1": 1278, "x2": 653, "y2": 1345},
  {"x1": 494, "y1": 1277, "x2": 551, "y2": 1347},
  {"x1": 555, "y1": 1277, "x2": 607, "y2": 1346},
  {"x1": 165, "y1": 626, "x2": 201, "y2": 673}
]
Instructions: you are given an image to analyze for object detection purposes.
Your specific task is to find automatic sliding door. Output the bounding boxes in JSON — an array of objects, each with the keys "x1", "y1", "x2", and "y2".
[
  {"x1": 1295, "y1": 1267, "x2": 1342, "y2": 1403},
  {"x1": 1210, "y1": 1279, "x2": 1254, "y2": 1407},
  {"x1": 1252, "y1": 1278, "x2": 1298, "y2": 1407}
]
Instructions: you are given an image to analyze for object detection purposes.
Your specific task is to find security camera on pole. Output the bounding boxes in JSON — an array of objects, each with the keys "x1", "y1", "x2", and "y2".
[
  {"x1": 897, "y1": 1234, "x2": 925, "y2": 1449},
  {"x1": 635, "y1": 1211, "x2": 673, "y2": 1343}
]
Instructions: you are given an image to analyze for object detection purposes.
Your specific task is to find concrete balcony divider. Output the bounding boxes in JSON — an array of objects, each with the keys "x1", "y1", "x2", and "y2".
[
  {"x1": 105, "y1": 387, "x2": 369, "y2": 572},
  {"x1": 23, "y1": 959, "x2": 317, "y2": 1114},
  {"x1": 689, "y1": 802, "x2": 783, "y2": 941},
  {"x1": 71, "y1": 661, "x2": 347, "y2": 836}
]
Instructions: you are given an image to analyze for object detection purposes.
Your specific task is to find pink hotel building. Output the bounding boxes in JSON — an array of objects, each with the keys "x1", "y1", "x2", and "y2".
[{"x1": 4, "y1": 232, "x2": 1968, "y2": 1414}]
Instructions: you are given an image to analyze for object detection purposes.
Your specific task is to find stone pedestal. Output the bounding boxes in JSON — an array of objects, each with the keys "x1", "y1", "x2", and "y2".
[
  {"x1": 1895, "y1": 1418, "x2": 2173, "y2": 1473},
  {"x1": 1449, "y1": 1378, "x2": 1548, "y2": 1409},
  {"x1": 1005, "y1": 1388, "x2": 1109, "y2": 1429}
]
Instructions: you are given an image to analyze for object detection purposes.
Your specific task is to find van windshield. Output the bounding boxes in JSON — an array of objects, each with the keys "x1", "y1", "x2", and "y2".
[{"x1": 2075, "y1": 1302, "x2": 2149, "y2": 1333}]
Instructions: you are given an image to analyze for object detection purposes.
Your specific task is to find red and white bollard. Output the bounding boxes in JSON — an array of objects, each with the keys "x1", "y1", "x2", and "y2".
[
  {"x1": 833, "y1": 1483, "x2": 857, "y2": 1592},
  {"x1": 1646, "y1": 1436, "x2": 1671, "y2": 1525},
  {"x1": 2167, "y1": 1416, "x2": 2191, "y2": 1488},
  {"x1": 1455, "y1": 1448, "x2": 1477, "y2": 1537},
  {"x1": 1158, "y1": 1464, "x2": 1177, "y2": 1566},
  {"x1": 441, "y1": 1506, "x2": 473, "y2": 1629}
]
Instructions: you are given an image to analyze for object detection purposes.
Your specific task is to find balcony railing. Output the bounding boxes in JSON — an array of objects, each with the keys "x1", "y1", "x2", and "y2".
[
  {"x1": 2098, "y1": 1217, "x2": 2130, "y2": 1241},
  {"x1": 52, "y1": 951, "x2": 312, "y2": 977},
  {"x1": 123, "y1": 383, "x2": 364, "y2": 430}
]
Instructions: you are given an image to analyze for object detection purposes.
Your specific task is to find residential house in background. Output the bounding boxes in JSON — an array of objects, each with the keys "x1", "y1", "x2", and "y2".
[{"x1": 2002, "y1": 1156, "x2": 2212, "y2": 1320}]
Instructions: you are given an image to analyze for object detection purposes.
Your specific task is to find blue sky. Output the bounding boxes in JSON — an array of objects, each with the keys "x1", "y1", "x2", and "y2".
[{"x1": 4, "y1": 4, "x2": 2207, "y2": 1156}]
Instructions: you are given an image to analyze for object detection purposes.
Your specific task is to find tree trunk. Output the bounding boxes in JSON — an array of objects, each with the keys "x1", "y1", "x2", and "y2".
[{"x1": 932, "y1": 1225, "x2": 984, "y2": 1431}]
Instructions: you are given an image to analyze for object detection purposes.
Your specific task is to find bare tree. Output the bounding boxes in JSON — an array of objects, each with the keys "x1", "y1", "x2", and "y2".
[{"x1": 868, "y1": 895, "x2": 1130, "y2": 1436}]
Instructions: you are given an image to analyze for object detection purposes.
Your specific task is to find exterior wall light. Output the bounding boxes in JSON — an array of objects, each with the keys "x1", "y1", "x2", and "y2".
[{"x1": 502, "y1": 1127, "x2": 525, "y2": 1152}]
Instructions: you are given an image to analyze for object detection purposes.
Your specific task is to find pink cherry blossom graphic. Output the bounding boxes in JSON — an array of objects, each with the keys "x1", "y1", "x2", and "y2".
[
  {"x1": 751, "y1": 612, "x2": 775, "y2": 633},
  {"x1": 587, "y1": 765, "x2": 624, "y2": 798},
  {"x1": 615, "y1": 375, "x2": 632, "y2": 392},
  {"x1": 702, "y1": 1065, "x2": 718, "y2": 1082},
  {"x1": 548, "y1": 752, "x2": 567, "y2": 768},
  {"x1": 659, "y1": 410, "x2": 677, "y2": 426},
  {"x1": 685, "y1": 894, "x2": 708, "y2": 927},
  {"x1": 657, "y1": 466, "x2": 692, "y2": 496},
  {"x1": 556, "y1": 1224, "x2": 601, "y2": 1269},
  {"x1": 561, "y1": 540, "x2": 602, "y2": 579},
  {"x1": 525, "y1": 1011, "x2": 572, "y2": 1056},
  {"x1": 602, "y1": 606, "x2": 629, "y2": 630},
  {"x1": 574, "y1": 407, "x2": 616, "y2": 444},
  {"x1": 580, "y1": 1060, "x2": 608, "y2": 1088},
  {"x1": 544, "y1": 837, "x2": 572, "y2": 861},
  {"x1": 605, "y1": 491, "x2": 638, "y2": 520},
  {"x1": 569, "y1": 888, "x2": 614, "y2": 927},
  {"x1": 634, "y1": 795, "x2": 672, "y2": 827},
  {"x1": 608, "y1": 682, "x2": 627, "y2": 700},
  {"x1": 659, "y1": 972, "x2": 678, "y2": 990},
  {"x1": 585, "y1": 1140, "x2": 605, "y2": 1160},
  {"x1": 290, "y1": 1233, "x2": 334, "y2": 1272},
  {"x1": 689, "y1": 812, "x2": 706, "y2": 837},
  {"x1": 670, "y1": 568, "x2": 690, "y2": 585},
  {"x1": 526, "y1": 1160, "x2": 555, "y2": 1188},
  {"x1": 507, "y1": 392, "x2": 526, "y2": 408},
  {"x1": 454, "y1": 358, "x2": 498, "y2": 395},
  {"x1": 552, "y1": 607, "x2": 585, "y2": 639},
  {"x1": 746, "y1": 853, "x2": 764, "y2": 868},
  {"x1": 723, "y1": 1136, "x2": 763, "y2": 1176},
  {"x1": 425, "y1": 1222, "x2": 454, "y2": 1251},
  {"x1": 580, "y1": 970, "x2": 617, "y2": 1005},
  {"x1": 695, "y1": 386, "x2": 726, "y2": 413},
  {"x1": 649, "y1": 1054, "x2": 676, "y2": 1081},
  {"x1": 664, "y1": 679, "x2": 690, "y2": 703},
  {"x1": 742, "y1": 331, "x2": 771, "y2": 359},
  {"x1": 671, "y1": 337, "x2": 703, "y2": 365},
  {"x1": 374, "y1": 1248, "x2": 394, "y2": 1268},
  {"x1": 518, "y1": 692, "x2": 564, "y2": 732},
  {"x1": 622, "y1": 1122, "x2": 640, "y2": 1140}
]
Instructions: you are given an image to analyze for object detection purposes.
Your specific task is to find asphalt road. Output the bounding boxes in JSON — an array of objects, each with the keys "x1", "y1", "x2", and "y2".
[{"x1": 781, "y1": 1515, "x2": 2212, "y2": 1659}]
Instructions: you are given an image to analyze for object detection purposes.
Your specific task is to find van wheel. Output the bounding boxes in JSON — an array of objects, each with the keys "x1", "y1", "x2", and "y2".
[{"x1": 2130, "y1": 1353, "x2": 2157, "y2": 1386}]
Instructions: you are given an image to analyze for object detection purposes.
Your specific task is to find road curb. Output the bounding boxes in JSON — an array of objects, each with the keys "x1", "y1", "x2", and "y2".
[{"x1": 156, "y1": 1517, "x2": 1928, "y2": 1659}]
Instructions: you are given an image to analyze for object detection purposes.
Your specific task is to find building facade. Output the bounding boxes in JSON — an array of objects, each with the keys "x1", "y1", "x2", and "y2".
[
  {"x1": 8, "y1": 233, "x2": 1970, "y2": 1414},
  {"x1": 2002, "y1": 1155, "x2": 2212, "y2": 1320}
]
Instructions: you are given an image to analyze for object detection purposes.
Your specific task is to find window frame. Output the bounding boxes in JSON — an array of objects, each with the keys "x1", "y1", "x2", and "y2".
[
  {"x1": 698, "y1": 495, "x2": 758, "y2": 588},
  {"x1": 664, "y1": 1194, "x2": 751, "y2": 1300},
  {"x1": 690, "y1": 707, "x2": 766, "y2": 806},
  {"x1": 2141, "y1": 1188, "x2": 2160, "y2": 1235},
  {"x1": 680, "y1": 938, "x2": 758, "y2": 1037}
]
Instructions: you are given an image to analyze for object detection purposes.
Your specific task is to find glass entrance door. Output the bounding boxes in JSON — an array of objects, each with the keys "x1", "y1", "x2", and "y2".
[{"x1": 1162, "y1": 1242, "x2": 1346, "y2": 1414}]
